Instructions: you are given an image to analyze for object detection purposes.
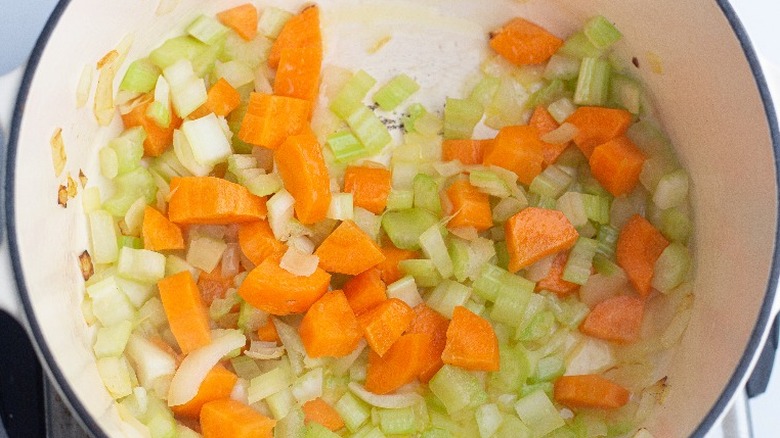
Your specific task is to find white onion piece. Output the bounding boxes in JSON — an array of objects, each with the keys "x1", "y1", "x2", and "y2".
[
  {"x1": 331, "y1": 340, "x2": 367, "y2": 375},
  {"x1": 541, "y1": 122, "x2": 578, "y2": 144},
  {"x1": 273, "y1": 318, "x2": 306, "y2": 376},
  {"x1": 221, "y1": 243, "x2": 241, "y2": 278},
  {"x1": 125, "y1": 335, "x2": 176, "y2": 391},
  {"x1": 525, "y1": 254, "x2": 555, "y2": 282},
  {"x1": 156, "y1": 0, "x2": 179, "y2": 15},
  {"x1": 579, "y1": 272, "x2": 628, "y2": 308},
  {"x1": 288, "y1": 235, "x2": 315, "y2": 254},
  {"x1": 168, "y1": 329, "x2": 246, "y2": 406},
  {"x1": 280, "y1": 246, "x2": 319, "y2": 277},
  {"x1": 75, "y1": 64, "x2": 92, "y2": 109},
  {"x1": 244, "y1": 341, "x2": 286, "y2": 360},
  {"x1": 348, "y1": 382, "x2": 423, "y2": 408},
  {"x1": 448, "y1": 226, "x2": 478, "y2": 241},
  {"x1": 230, "y1": 378, "x2": 249, "y2": 405}
]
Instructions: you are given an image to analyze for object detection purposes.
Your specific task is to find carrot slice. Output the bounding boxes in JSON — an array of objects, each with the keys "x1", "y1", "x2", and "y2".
[
  {"x1": 565, "y1": 106, "x2": 633, "y2": 158},
  {"x1": 217, "y1": 3, "x2": 258, "y2": 41},
  {"x1": 580, "y1": 295, "x2": 644, "y2": 343},
  {"x1": 483, "y1": 125, "x2": 545, "y2": 185},
  {"x1": 256, "y1": 315, "x2": 280, "y2": 343},
  {"x1": 505, "y1": 207, "x2": 579, "y2": 272},
  {"x1": 121, "y1": 93, "x2": 182, "y2": 157},
  {"x1": 275, "y1": 131, "x2": 332, "y2": 224},
  {"x1": 376, "y1": 243, "x2": 419, "y2": 284},
  {"x1": 168, "y1": 177, "x2": 267, "y2": 225},
  {"x1": 142, "y1": 206, "x2": 184, "y2": 251},
  {"x1": 489, "y1": 17, "x2": 563, "y2": 66},
  {"x1": 535, "y1": 251, "x2": 580, "y2": 297},
  {"x1": 554, "y1": 374, "x2": 630, "y2": 410},
  {"x1": 200, "y1": 399, "x2": 275, "y2": 438},
  {"x1": 364, "y1": 333, "x2": 432, "y2": 394},
  {"x1": 274, "y1": 46, "x2": 323, "y2": 102},
  {"x1": 238, "y1": 220, "x2": 286, "y2": 267},
  {"x1": 314, "y1": 220, "x2": 385, "y2": 275},
  {"x1": 589, "y1": 136, "x2": 647, "y2": 197},
  {"x1": 343, "y1": 166, "x2": 393, "y2": 215},
  {"x1": 530, "y1": 105, "x2": 569, "y2": 165},
  {"x1": 616, "y1": 215, "x2": 670, "y2": 297},
  {"x1": 197, "y1": 262, "x2": 234, "y2": 305},
  {"x1": 357, "y1": 298, "x2": 415, "y2": 357},
  {"x1": 441, "y1": 139, "x2": 492, "y2": 165},
  {"x1": 268, "y1": 5, "x2": 321, "y2": 69},
  {"x1": 237, "y1": 92, "x2": 313, "y2": 150},
  {"x1": 158, "y1": 271, "x2": 211, "y2": 354},
  {"x1": 237, "y1": 257, "x2": 331, "y2": 315},
  {"x1": 407, "y1": 304, "x2": 450, "y2": 382},
  {"x1": 446, "y1": 179, "x2": 494, "y2": 231},
  {"x1": 342, "y1": 268, "x2": 387, "y2": 315},
  {"x1": 299, "y1": 291, "x2": 363, "y2": 358},
  {"x1": 441, "y1": 306, "x2": 499, "y2": 371},
  {"x1": 191, "y1": 78, "x2": 242, "y2": 119},
  {"x1": 172, "y1": 364, "x2": 238, "y2": 418},
  {"x1": 302, "y1": 398, "x2": 345, "y2": 431}
]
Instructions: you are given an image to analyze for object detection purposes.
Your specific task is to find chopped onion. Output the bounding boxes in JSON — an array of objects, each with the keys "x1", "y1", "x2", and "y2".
[
  {"x1": 331, "y1": 340, "x2": 367, "y2": 375},
  {"x1": 348, "y1": 382, "x2": 423, "y2": 408},
  {"x1": 273, "y1": 318, "x2": 306, "y2": 376},
  {"x1": 94, "y1": 55, "x2": 117, "y2": 126},
  {"x1": 221, "y1": 243, "x2": 241, "y2": 278},
  {"x1": 540, "y1": 122, "x2": 578, "y2": 144},
  {"x1": 230, "y1": 378, "x2": 249, "y2": 405},
  {"x1": 287, "y1": 235, "x2": 315, "y2": 254},
  {"x1": 156, "y1": 0, "x2": 179, "y2": 16},
  {"x1": 125, "y1": 334, "x2": 176, "y2": 391},
  {"x1": 579, "y1": 272, "x2": 628, "y2": 308},
  {"x1": 280, "y1": 246, "x2": 319, "y2": 277},
  {"x1": 267, "y1": 190, "x2": 295, "y2": 241},
  {"x1": 448, "y1": 226, "x2": 478, "y2": 241},
  {"x1": 245, "y1": 341, "x2": 286, "y2": 360},
  {"x1": 168, "y1": 329, "x2": 246, "y2": 406},
  {"x1": 525, "y1": 254, "x2": 555, "y2": 282},
  {"x1": 76, "y1": 65, "x2": 92, "y2": 109}
]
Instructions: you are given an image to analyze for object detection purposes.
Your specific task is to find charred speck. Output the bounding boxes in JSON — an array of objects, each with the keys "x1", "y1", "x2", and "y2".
[
  {"x1": 57, "y1": 185, "x2": 68, "y2": 208},
  {"x1": 632, "y1": 57, "x2": 640, "y2": 68},
  {"x1": 368, "y1": 103, "x2": 379, "y2": 111}
]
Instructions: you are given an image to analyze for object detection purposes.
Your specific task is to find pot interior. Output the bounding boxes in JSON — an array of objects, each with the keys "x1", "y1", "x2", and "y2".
[{"x1": 8, "y1": 0, "x2": 778, "y2": 436}]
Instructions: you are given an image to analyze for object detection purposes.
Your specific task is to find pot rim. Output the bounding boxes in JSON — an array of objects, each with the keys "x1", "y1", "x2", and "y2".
[{"x1": 4, "y1": 1, "x2": 779, "y2": 437}]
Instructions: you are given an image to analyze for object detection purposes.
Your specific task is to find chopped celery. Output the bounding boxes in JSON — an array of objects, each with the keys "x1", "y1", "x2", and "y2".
[
  {"x1": 163, "y1": 59, "x2": 207, "y2": 118},
  {"x1": 470, "y1": 170, "x2": 511, "y2": 198},
  {"x1": 374, "y1": 74, "x2": 420, "y2": 111},
  {"x1": 652, "y1": 242, "x2": 690, "y2": 292},
  {"x1": 291, "y1": 368, "x2": 324, "y2": 404},
  {"x1": 574, "y1": 57, "x2": 611, "y2": 106},
  {"x1": 426, "y1": 280, "x2": 471, "y2": 319},
  {"x1": 93, "y1": 320, "x2": 133, "y2": 358},
  {"x1": 96, "y1": 357, "x2": 133, "y2": 399},
  {"x1": 530, "y1": 355, "x2": 565, "y2": 383},
  {"x1": 215, "y1": 60, "x2": 255, "y2": 88},
  {"x1": 331, "y1": 70, "x2": 377, "y2": 120},
  {"x1": 88, "y1": 277, "x2": 137, "y2": 328},
  {"x1": 419, "y1": 224, "x2": 453, "y2": 278},
  {"x1": 335, "y1": 392, "x2": 371, "y2": 432},
  {"x1": 89, "y1": 210, "x2": 119, "y2": 264},
  {"x1": 381, "y1": 208, "x2": 439, "y2": 250},
  {"x1": 493, "y1": 197, "x2": 527, "y2": 223},
  {"x1": 398, "y1": 261, "x2": 442, "y2": 288},
  {"x1": 327, "y1": 130, "x2": 367, "y2": 163},
  {"x1": 145, "y1": 101, "x2": 171, "y2": 128},
  {"x1": 489, "y1": 344, "x2": 534, "y2": 393},
  {"x1": 529, "y1": 165, "x2": 573, "y2": 199},
  {"x1": 219, "y1": 32, "x2": 270, "y2": 69},
  {"x1": 413, "y1": 174, "x2": 442, "y2": 214},
  {"x1": 386, "y1": 189, "x2": 414, "y2": 211},
  {"x1": 517, "y1": 311, "x2": 556, "y2": 342},
  {"x1": 110, "y1": 127, "x2": 146, "y2": 175},
  {"x1": 306, "y1": 423, "x2": 341, "y2": 438},
  {"x1": 556, "y1": 191, "x2": 588, "y2": 227},
  {"x1": 378, "y1": 407, "x2": 416, "y2": 435},
  {"x1": 182, "y1": 113, "x2": 232, "y2": 167},
  {"x1": 560, "y1": 31, "x2": 602, "y2": 59},
  {"x1": 494, "y1": 415, "x2": 531, "y2": 438},
  {"x1": 385, "y1": 275, "x2": 421, "y2": 305},
  {"x1": 475, "y1": 404, "x2": 503, "y2": 438},
  {"x1": 473, "y1": 264, "x2": 534, "y2": 303},
  {"x1": 547, "y1": 97, "x2": 577, "y2": 124},
  {"x1": 485, "y1": 77, "x2": 530, "y2": 129},
  {"x1": 592, "y1": 253, "x2": 622, "y2": 276},
  {"x1": 428, "y1": 365, "x2": 487, "y2": 414},
  {"x1": 258, "y1": 7, "x2": 293, "y2": 38},
  {"x1": 562, "y1": 237, "x2": 599, "y2": 285},
  {"x1": 267, "y1": 387, "x2": 296, "y2": 420},
  {"x1": 595, "y1": 224, "x2": 620, "y2": 258},
  {"x1": 120, "y1": 58, "x2": 161, "y2": 93},
  {"x1": 660, "y1": 206, "x2": 692, "y2": 243},
  {"x1": 248, "y1": 366, "x2": 291, "y2": 404},
  {"x1": 530, "y1": 79, "x2": 567, "y2": 108},
  {"x1": 346, "y1": 106, "x2": 392, "y2": 153},
  {"x1": 149, "y1": 36, "x2": 207, "y2": 70},
  {"x1": 583, "y1": 193, "x2": 611, "y2": 225},
  {"x1": 490, "y1": 284, "x2": 532, "y2": 327},
  {"x1": 469, "y1": 75, "x2": 501, "y2": 107},
  {"x1": 514, "y1": 390, "x2": 565, "y2": 438},
  {"x1": 187, "y1": 15, "x2": 229, "y2": 45},
  {"x1": 583, "y1": 16, "x2": 622, "y2": 50},
  {"x1": 443, "y1": 97, "x2": 483, "y2": 139},
  {"x1": 117, "y1": 247, "x2": 166, "y2": 284},
  {"x1": 653, "y1": 169, "x2": 689, "y2": 209},
  {"x1": 116, "y1": 276, "x2": 155, "y2": 308},
  {"x1": 117, "y1": 236, "x2": 143, "y2": 250},
  {"x1": 543, "y1": 54, "x2": 581, "y2": 81},
  {"x1": 103, "y1": 167, "x2": 157, "y2": 217},
  {"x1": 610, "y1": 74, "x2": 642, "y2": 114}
]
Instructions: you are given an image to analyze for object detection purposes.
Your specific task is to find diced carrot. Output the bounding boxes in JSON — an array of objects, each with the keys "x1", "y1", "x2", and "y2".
[
  {"x1": 158, "y1": 271, "x2": 211, "y2": 354},
  {"x1": 256, "y1": 315, "x2": 280, "y2": 343},
  {"x1": 616, "y1": 215, "x2": 670, "y2": 297},
  {"x1": 142, "y1": 206, "x2": 184, "y2": 251},
  {"x1": 535, "y1": 251, "x2": 580, "y2": 297},
  {"x1": 274, "y1": 47, "x2": 322, "y2": 102},
  {"x1": 237, "y1": 92, "x2": 313, "y2": 150},
  {"x1": 302, "y1": 398, "x2": 345, "y2": 431},
  {"x1": 441, "y1": 139, "x2": 492, "y2": 165},
  {"x1": 314, "y1": 221, "x2": 385, "y2": 275},
  {"x1": 589, "y1": 136, "x2": 647, "y2": 197},
  {"x1": 197, "y1": 262, "x2": 234, "y2": 305},
  {"x1": 121, "y1": 93, "x2": 182, "y2": 157},
  {"x1": 446, "y1": 179, "x2": 494, "y2": 231},
  {"x1": 172, "y1": 364, "x2": 238, "y2": 418},
  {"x1": 342, "y1": 268, "x2": 387, "y2": 315},
  {"x1": 364, "y1": 333, "x2": 432, "y2": 394},
  {"x1": 407, "y1": 304, "x2": 450, "y2": 382},
  {"x1": 565, "y1": 106, "x2": 633, "y2": 158},
  {"x1": 554, "y1": 374, "x2": 630, "y2": 410},
  {"x1": 580, "y1": 295, "x2": 644, "y2": 343},
  {"x1": 343, "y1": 165, "x2": 392, "y2": 215},
  {"x1": 190, "y1": 78, "x2": 242, "y2": 119},
  {"x1": 376, "y1": 243, "x2": 419, "y2": 284},
  {"x1": 483, "y1": 125, "x2": 545, "y2": 185},
  {"x1": 505, "y1": 207, "x2": 579, "y2": 272},
  {"x1": 441, "y1": 306, "x2": 499, "y2": 371},
  {"x1": 357, "y1": 298, "x2": 415, "y2": 357},
  {"x1": 217, "y1": 3, "x2": 258, "y2": 41},
  {"x1": 299, "y1": 291, "x2": 363, "y2": 358},
  {"x1": 238, "y1": 220, "x2": 286, "y2": 267},
  {"x1": 268, "y1": 5, "x2": 321, "y2": 69},
  {"x1": 237, "y1": 256, "x2": 331, "y2": 315},
  {"x1": 530, "y1": 105, "x2": 569, "y2": 165},
  {"x1": 489, "y1": 17, "x2": 563, "y2": 66},
  {"x1": 200, "y1": 399, "x2": 275, "y2": 438},
  {"x1": 275, "y1": 131, "x2": 332, "y2": 224},
  {"x1": 168, "y1": 177, "x2": 267, "y2": 225}
]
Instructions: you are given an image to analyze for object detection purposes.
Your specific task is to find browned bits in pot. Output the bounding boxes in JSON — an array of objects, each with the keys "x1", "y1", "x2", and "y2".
[
  {"x1": 67, "y1": 173, "x2": 78, "y2": 199},
  {"x1": 49, "y1": 128, "x2": 67, "y2": 177},
  {"x1": 57, "y1": 185, "x2": 68, "y2": 208},
  {"x1": 78, "y1": 251, "x2": 94, "y2": 281},
  {"x1": 96, "y1": 50, "x2": 118, "y2": 69},
  {"x1": 632, "y1": 56, "x2": 640, "y2": 68},
  {"x1": 79, "y1": 169, "x2": 88, "y2": 188}
]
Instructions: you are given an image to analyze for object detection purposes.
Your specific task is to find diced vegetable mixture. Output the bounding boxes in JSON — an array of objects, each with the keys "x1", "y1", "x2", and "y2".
[{"x1": 81, "y1": 3, "x2": 694, "y2": 438}]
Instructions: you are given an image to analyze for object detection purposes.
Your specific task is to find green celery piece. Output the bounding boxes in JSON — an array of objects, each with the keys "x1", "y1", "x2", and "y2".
[
  {"x1": 103, "y1": 167, "x2": 157, "y2": 217},
  {"x1": 489, "y1": 344, "x2": 534, "y2": 393},
  {"x1": 187, "y1": 14, "x2": 229, "y2": 45},
  {"x1": 595, "y1": 224, "x2": 620, "y2": 258},
  {"x1": 428, "y1": 365, "x2": 487, "y2": 414},
  {"x1": 517, "y1": 310, "x2": 556, "y2": 342},
  {"x1": 120, "y1": 58, "x2": 161, "y2": 93},
  {"x1": 398, "y1": 260, "x2": 442, "y2": 288},
  {"x1": 529, "y1": 355, "x2": 565, "y2": 383},
  {"x1": 331, "y1": 70, "x2": 377, "y2": 120},
  {"x1": 651, "y1": 242, "x2": 690, "y2": 292},
  {"x1": 374, "y1": 74, "x2": 420, "y2": 111},
  {"x1": 610, "y1": 73, "x2": 642, "y2": 114},
  {"x1": 378, "y1": 407, "x2": 416, "y2": 435},
  {"x1": 494, "y1": 241, "x2": 510, "y2": 270},
  {"x1": 413, "y1": 174, "x2": 442, "y2": 214},
  {"x1": 530, "y1": 79, "x2": 568, "y2": 108},
  {"x1": 381, "y1": 208, "x2": 439, "y2": 250},
  {"x1": 346, "y1": 105, "x2": 392, "y2": 153},
  {"x1": 469, "y1": 75, "x2": 501, "y2": 107},
  {"x1": 443, "y1": 97, "x2": 483, "y2": 140},
  {"x1": 109, "y1": 128, "x2": 146, "y2": 175},
  {"x1": 562, "y1": 237, "x2": 599, "y2": 285},
  {"x1": 514, "y1": 390, "x2": 565, "y2": 438},
  {"x1": 327, "y1": 130, "x2": 367, "y2": 163},
  {"x1": 305, "y1": 423, "x2": 341, "y2": 438},
  {"x1": 494, "y1": 415, "x2": 531, "y2": 438},
  {"x1": 490, "y1": 284, "x2": 532, "y2": 327},
  {"x1": 149, "y1": 35, "x2": 208, "y2": 70},
  {"x1": 574, "y1": 57, "x2": 611, "y2": 106},
  {"x1": 335, "y1": 392, "x2": 371, "y2": 432},
  {"x1": 559, "y1": 31, "x2": 602, "y2": 59},
  {"x1": 583, "y1": 15, "x2": 623, "y2": 50},
  {"x1": 660, "y1": 206, "x2": 692, "y2": 243}
]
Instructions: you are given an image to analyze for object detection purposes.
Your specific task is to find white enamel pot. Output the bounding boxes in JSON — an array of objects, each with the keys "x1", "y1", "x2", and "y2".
[{"x1": 1, "y1": 0, "x2": 778, "y2": 436}]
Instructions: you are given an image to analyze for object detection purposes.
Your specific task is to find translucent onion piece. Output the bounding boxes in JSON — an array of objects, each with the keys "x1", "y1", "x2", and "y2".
[
  {"x1": 540, "y1": 122, "x2": 578, "y2": 144},
  {"x1": 280, "y1": 246, "x2": 319, "y2": 277},
  {"x1": 348, "y1": 382, "x2": 423, "y2": 409}
]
